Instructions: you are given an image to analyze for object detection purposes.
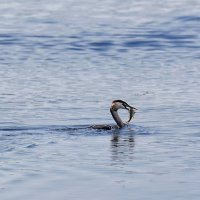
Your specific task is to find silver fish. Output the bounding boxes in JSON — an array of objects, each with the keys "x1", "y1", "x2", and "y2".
[{"x1": 126, "y1": 107, "x2": 137, "y2": 124}]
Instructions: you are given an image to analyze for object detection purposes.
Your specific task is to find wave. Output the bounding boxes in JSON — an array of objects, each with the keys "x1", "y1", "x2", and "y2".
[{"x1": 0, "y1": 124, "x2": 153, "y2": 137}]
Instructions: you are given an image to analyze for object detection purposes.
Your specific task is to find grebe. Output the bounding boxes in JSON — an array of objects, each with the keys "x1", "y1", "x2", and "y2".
[{"x1": 91, "y1": 100, "x2": 137, "y2": 130}]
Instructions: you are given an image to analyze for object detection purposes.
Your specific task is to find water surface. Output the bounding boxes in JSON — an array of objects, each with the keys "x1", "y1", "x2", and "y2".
[{"x1": 0, "y1": 0, "x2": 200, "y2": 199}]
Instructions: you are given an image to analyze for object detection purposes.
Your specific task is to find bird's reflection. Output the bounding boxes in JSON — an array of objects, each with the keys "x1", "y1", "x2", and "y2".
[{"x1": 110, "y1": 127, "x2": 135, "y2": 165}]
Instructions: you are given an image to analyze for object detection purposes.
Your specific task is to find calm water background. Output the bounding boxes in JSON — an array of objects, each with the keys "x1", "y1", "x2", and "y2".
[{"x1": 0, "y1": 0, "x2": 200, "y2": 199}]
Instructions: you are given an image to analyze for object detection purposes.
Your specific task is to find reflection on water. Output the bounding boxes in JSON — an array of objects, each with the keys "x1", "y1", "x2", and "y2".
[{"x1": 111, "y1": 128, "x2": 135, "y2": 165}]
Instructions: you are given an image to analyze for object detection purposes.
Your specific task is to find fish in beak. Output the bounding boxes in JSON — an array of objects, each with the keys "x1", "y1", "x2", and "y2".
[{"x1": 126, "y1": 106, "x2": 137, "y2": 124}]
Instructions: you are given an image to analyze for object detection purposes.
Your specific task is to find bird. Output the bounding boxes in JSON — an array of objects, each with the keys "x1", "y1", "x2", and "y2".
[{"x1": 91, "y1": 100, "x2": 137, "y2": 130}]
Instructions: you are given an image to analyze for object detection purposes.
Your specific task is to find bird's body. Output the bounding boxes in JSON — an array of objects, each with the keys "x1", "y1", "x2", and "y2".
[{"x1": 91, "y1": 100, "x2": 137, "y2": 130}]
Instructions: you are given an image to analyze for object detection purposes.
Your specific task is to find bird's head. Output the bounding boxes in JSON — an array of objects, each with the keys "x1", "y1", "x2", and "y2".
[
  {"x1": 110, "y1": 100, "x2": 137, "y2": 111},
  {"x1": 110, "y1": 100, "x2": 137, "y2": 126}
]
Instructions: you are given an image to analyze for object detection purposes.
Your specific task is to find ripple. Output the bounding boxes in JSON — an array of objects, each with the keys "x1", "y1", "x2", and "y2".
[
  {"x1": 26, "y1": 144, "x2": 37, "y2": 148},
  {"x1": 0, "y1": 1, "x2": 200, "y2": 199},
  {"x1": 176, "y1": 15, "x2": 200, "y2": 22},
  {"x1": 0, "y1": 124, "x2": 153, "y2": 138},
  {"x1": 89, "y1": 41, "x2": 114, "y2": 47},
  {"x1": 123, "y1": 40, "x2": 165, "y2": 48}
]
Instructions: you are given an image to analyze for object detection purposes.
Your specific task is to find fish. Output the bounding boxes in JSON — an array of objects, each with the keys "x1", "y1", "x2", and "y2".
[{"x1": 126, "y1": 107, "x2": 137, "y2": 124}]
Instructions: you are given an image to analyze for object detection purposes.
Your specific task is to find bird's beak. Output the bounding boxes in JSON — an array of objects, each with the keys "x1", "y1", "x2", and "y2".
[
  {"x1": 127, "y1": 106, "x2": 137, "y2": 111},
  {"x1": 131, "y1": 106, "x2": 137, "y2": 111}
]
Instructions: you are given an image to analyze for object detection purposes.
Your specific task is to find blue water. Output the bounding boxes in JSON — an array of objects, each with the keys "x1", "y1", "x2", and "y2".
[{"x1": 0, "y1": 0, "x2": 200, "y2": 199}]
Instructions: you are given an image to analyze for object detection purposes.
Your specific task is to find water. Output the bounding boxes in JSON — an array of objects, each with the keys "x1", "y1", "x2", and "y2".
[{"x1": 0, "y1": 0, "x2": 200, "y2": 199}]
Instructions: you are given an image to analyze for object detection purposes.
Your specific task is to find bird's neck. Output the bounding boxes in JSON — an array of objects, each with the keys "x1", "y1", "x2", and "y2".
[{"x1": 110, "y1": 108, "x2": 124, "y2": 128}]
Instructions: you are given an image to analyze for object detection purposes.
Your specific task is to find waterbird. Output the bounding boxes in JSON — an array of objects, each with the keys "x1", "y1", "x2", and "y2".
[{"x1": 91, "y1": 100, "x2": 137, "y2": 130}]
